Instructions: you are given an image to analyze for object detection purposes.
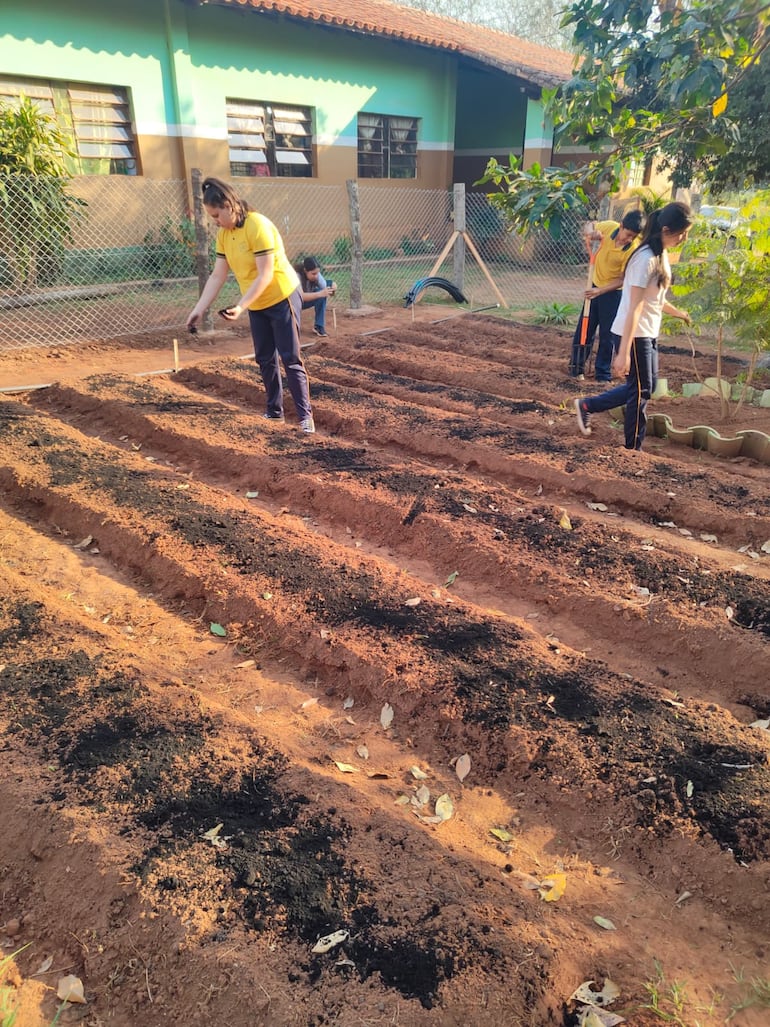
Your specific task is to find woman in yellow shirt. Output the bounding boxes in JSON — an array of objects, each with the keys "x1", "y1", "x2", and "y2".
[
  {"x1": 569, "y1": 209, "x2": 643, "y2": 382},
  {"x1": 187, "y1": 177, "x2": 315, "y2": 433}
]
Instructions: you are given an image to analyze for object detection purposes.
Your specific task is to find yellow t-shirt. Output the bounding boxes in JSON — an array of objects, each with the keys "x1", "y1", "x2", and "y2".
[
  {"x1": 216, "y1": 211, "x2": 299, "y2": 310},
  {"x1": 592, "y1": 220, "x2": 640, "y2": 289}
]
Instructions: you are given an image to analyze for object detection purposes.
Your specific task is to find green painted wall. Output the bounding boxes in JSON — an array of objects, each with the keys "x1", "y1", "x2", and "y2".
[
  {"x1": 1, "y1": 0, "x2": 456, "y2": 148},
  {"x1": 0, "y1": 0, "x2": 176, "y2": 133},
  {"x1": 184, "y1": 5, "x2": 456, "y2": 146}
]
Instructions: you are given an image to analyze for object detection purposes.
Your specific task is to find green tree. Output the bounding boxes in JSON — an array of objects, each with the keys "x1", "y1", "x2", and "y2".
[
  {"x1": 478, "y1": 1, "x2": 770, "y2": 236},
  {"x1": 707, "y1": 54, "x2": 770, "y2": 193},
  {"x1": 0, "y1": 95, "x2": 80, "y2": 290},
  {"x1": 672, "y1": 191, "x2": 770, "y2": 416}
]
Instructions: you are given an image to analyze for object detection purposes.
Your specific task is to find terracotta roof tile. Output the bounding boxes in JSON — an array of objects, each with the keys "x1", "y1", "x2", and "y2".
[{"x1": 209, "y1": 0, "x2": 573, "y2": 87}]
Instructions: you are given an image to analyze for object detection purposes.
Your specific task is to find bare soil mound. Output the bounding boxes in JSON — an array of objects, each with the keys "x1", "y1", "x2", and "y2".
[{"x1": 1, "y1": 311, "x2": 769, "y2": 1026}]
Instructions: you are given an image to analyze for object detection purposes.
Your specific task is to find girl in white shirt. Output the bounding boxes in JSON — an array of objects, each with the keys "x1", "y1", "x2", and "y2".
[{"x1": 575, "y1": 201, "x2": 693, "y2": 451}]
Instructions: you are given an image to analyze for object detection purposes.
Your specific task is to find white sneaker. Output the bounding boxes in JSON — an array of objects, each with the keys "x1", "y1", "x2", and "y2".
[{"x1": 300, "y1": 416, "x2": 315, "y2": 434}]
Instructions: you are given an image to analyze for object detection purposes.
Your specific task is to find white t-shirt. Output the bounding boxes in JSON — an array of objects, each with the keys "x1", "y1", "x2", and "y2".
[{"x1": 611, "y1": 245, "x2": 671, "y2": 339}]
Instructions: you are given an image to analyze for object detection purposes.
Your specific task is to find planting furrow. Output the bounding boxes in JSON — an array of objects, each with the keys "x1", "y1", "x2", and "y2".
[
  {"x1": 0, "y1": 572, "x2": 553, "y2": 1022},
  {"x1": 176, "y1": 361, "x2": 770, "y2": 546},
  {"x1": 19, "y1": 377, "x2": 770, "y2": 699},
  {"x1": 1, "y1": 398, "x2": 769, "y2": 887}
]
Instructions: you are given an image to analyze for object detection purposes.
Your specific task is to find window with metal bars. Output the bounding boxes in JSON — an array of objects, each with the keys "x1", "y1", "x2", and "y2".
[
  {"x1": 227, "y1": 100, "x2": 313, "y2": 178},
  {"x1": 357, "y1": 113, "x2": 418, "y2": 179},
  {"x1": 0, "y1": 76, "x2": 138, "y2": 175}
]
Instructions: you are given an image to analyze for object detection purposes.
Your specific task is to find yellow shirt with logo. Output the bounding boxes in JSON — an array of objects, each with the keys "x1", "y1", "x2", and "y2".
[
  {"x1": 592, "y1": 220, "x2": 640, "y2": 289},
  {"x1": 216, "y1": 211, "x2": 299, "y2": 310}
]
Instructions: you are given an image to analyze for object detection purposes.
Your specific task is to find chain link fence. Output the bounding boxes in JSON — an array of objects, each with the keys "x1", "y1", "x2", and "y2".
[{"x1": 0, "y1": 174, "x2": 590, "y2": 352}]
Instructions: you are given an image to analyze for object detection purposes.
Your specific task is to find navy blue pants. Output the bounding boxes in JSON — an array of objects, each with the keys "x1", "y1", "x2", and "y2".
[
  {"x1": 248, "y1": 289, "x2": 312, "y2": 421},
  {"x1": 583, "y1": 336, "x2": 658, "y2": 450},
  {"x1": 569, "y1": 287, "x2": 622, "y2": 380}
]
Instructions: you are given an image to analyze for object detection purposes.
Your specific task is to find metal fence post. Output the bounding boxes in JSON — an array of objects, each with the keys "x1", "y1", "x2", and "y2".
[
  {"x1": 191, "y1": 168, "x2": 212, "y2": 331},
  {"x1": 453, "y1": 183, "x2": 466, "y2": 292},
  {"x1": 346, "y1": 179, "x2": 363, "y2": 309}
]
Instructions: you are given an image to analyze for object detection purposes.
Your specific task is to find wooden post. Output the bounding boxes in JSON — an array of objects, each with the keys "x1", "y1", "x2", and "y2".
[
  {"x1": 427, "y1": 231, "x2": 459, "y2": 279},
  {"x1": 346, "y1": 179, "x2": 363, "y2": 309},
  {"x1": 191, "y1": 168, "x2": 212, "y2": 332},
  {"x1": 173, "y1": 337, "x2": 180, "y2": 372},
  {"x1": 453, "y1": 183, "x2": 466, "y2": 293},
  {"x1": 462, "y1": 232, "x2": 507, "y2": 308}
]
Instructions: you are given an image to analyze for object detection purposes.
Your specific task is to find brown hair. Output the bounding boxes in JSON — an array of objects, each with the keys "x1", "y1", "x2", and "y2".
[{"x1": 201, "y1": 177, "x2": 250, "y2": 227}]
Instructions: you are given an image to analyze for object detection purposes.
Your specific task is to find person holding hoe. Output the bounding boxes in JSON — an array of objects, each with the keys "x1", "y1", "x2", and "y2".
[
  {"x1": 186, "y1": 177, "x2": 315, "y2": 433},
  {"x1": 575, "y1": 201, "x2": 692, "y2": 452},
  {"x1": 569, "y1": 209, "x2": 644, "y2": 381}
]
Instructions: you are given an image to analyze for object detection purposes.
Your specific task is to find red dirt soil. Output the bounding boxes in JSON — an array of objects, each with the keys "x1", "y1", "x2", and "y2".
[{"x1": 1, "y1": 306, "x2": 769, "y2": 1027}]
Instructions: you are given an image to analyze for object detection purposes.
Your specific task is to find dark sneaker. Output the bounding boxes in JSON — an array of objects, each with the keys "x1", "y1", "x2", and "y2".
[
  {"x1": 300, "y1": 416, "x2": 316, "y2": 434},
  {"x1": 312, "y1": 325, "x2": 328, "y2": 338},
  {"x1": 574, "y1": 398, "x2": 591, "y2": 436},
  {"x1": 263, "y1": 412, "x2": 284, "y2": 421}
]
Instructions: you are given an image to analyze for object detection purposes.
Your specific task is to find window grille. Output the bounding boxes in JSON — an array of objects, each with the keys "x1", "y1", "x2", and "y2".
[
  {"x1": 358, "y1": 113, "x2": 418, "y2": 179},
  {"x1": 227, "y1": 100, "x2": 313, "y2": 177},
  {"x1": 0, "y1": 76, "x2": 138, "y2": 175}
]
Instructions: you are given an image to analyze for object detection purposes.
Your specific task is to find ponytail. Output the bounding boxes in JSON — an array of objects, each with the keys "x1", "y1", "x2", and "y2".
[
  {"x1": 632, "y1": 201, "x2": 692, "y2": 287},
  {"x1": 201, "y1": 176, "x2": 250, "y2": 227}
]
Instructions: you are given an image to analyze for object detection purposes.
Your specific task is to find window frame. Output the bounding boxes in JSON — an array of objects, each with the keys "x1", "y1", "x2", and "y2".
[
  {"x1": 227, "y1": 99, "x2": 314, "y2": 178},
  {"x1": 0, "y1": 75, "x2": 139, "y2": 175},
  {"x1": 357, "y1": 113, "x2": 419, "y2": 180}
]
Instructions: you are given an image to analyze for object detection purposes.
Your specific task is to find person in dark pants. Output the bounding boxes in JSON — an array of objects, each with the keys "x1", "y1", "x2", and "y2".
[
  {"x1": 575, "y1": 202, "x2": 692, "y2": 451},
  {"x1": 569, "y1": 210, "x2": 644, "y2": 381},
  {"x1": 296, "y1": 256, "x2": 336, "y2": 339},
  {"x1": 186, "y1": 177, "x2": 315, "y2": 433}
]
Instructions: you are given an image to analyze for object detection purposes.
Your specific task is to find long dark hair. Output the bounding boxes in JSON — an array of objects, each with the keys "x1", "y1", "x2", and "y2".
[
  {"x1": 201, "y1": 177, "x2": 250, "y2": 227},
  {"x1": 631, "y1": 201, "x2": 692, "y2": 286}
]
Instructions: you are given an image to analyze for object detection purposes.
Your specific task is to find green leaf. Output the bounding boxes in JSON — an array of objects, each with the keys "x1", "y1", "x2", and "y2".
[{"x1": 210, "y1": 622, "x2": 227, "y2": 637}]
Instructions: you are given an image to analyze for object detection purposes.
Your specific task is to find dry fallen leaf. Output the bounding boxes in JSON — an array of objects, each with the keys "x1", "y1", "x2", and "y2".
[
  {"x1": 570, "y1": 979, "x2": 621, "y2": 1006},
  {"x1": 333, "y1": 761, "x2": 358, "y2": 774},
  {"x1": 435, "y1": 793, "x2": 454, "y2": 821},
  {"x1": 57, "y1": 975, "x2": 86, "y2": 1004},
  {"x1": 342, "y1": 696, "x2": 354, "y2": 710},
  {"x1": 413, "y1": 785, "x2": 430, "y2": 807},
  {"x1": 404, "y1": 597, "x2": 421, "y2": 607},
  {"x1": 311, "y1": 930, "x2": 349, "y2": 954},
  {"x1": 538, "y1": 873, "x2": 566, "y2": 902},
  {"x1": 455, "y1": 753, "x2": 471, "y2": 782},
  {"x1": 236, "y1": 659, "x2": 255, "y2": 669},
  {"x1": 490, "y1": 827, "x2": 514, "y2": 843},
  {"x1": 356, "y1": 745, "x2": 369, "y2": 760},
  {"x1": 558, "y1": 511, "x2": 572, "y2": 530},
  {"x1": 300, "y1": 697, "x2": 319, "y2": 710},
  {"x1": 593, "y1": 915, "x2": 617, "y2": 930},
  {"x1": 380, "y1": 703, "x2": 394, "y2": 729}
]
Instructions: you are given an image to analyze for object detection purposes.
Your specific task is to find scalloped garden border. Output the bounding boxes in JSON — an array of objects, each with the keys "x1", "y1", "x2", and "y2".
[{"x1": 607, "y1": 379, "x2": 770, "y2": 462}]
